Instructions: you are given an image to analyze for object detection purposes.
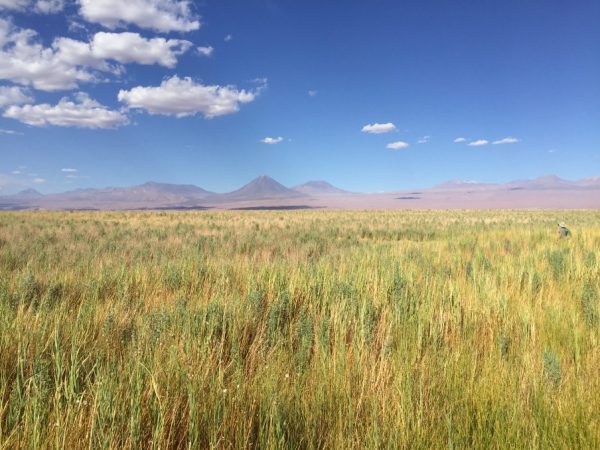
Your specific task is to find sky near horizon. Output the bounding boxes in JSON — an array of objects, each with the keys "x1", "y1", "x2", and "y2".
[{"x1": 0, "y1": 0, "x2": 599, "y2": 194}]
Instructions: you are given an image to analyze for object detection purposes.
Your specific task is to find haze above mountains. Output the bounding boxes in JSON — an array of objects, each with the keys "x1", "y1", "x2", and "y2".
[{"x1": 1, "y1": 175, "x2": 599, "y2": 211}]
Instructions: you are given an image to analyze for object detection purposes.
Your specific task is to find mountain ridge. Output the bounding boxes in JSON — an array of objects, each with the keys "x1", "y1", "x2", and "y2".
[
  {"x1": 1, "y1": 174, "x2": 599, "y2": 210},
  {"x1": 292, "y1": 180, "x2": 350, "y2": 195},
  {"x1": 220, "y1": 175, "x2": 306, "y2": 201}
]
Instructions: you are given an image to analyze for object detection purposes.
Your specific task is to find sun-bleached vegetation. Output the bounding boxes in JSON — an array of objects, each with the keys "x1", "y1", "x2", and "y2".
[{"x1": 0, "y1": 210, "x2": 599, "y2": 448}]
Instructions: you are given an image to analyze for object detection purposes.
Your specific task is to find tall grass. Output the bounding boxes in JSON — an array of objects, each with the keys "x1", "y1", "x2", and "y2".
[{"x1": 0, "y1": 210, "x2": 599, "y2": 448}]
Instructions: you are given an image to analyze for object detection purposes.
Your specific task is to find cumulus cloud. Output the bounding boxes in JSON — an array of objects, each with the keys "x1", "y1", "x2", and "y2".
[
  {"x1": 0, "y1": 0, "x2": 65, "y2": 13},
  {"x1": 261, "y1": 136, "x2": 283, "y2": 145},
  {"x1": 118, "y1": 76, "x2": 261, "y2": 118},
  {"x1": 0, "y1": 19, "x2": 191, "y2": 91},
  {"x1": 0, "y1": 18, "x2": 95, "y2": 91},
  {"x1": 361, "y1": 122, "x2": 397, "y2": 134},
  {"x1": 35, "y1": 0, "x2": 64, "y2": 13},
  {"x1": 0, "y1": 0, "x2": 28, "y2": 10},
  {"x1": 0, "y1": 85, "x2": 33, "y2": 107},
  {"x1": 386, "y1": 141, "x2": 409, "y2": 150},
  {"x1": 61, "y1": 168, "x2": 78, "y2": 173},
  {"x1": 56, "y1": 32, "x2": 193, "y2": 69},
  {"x1": 453, "y1": 137, "x2": 466, "y2": 143},
  {"x1": 197, "y1": 46, "x2": 213, "y2": 57},
  {"x1": 32, "y1": 177, "x2": 45, "y2": 183},
  {"x1": 224, "y1": 34, "x2": 233, "y2": 42},
  {"x1": 417, "y1": 135, "x2": 430, "y2": 144},
  {"x1": 467, "y1": 139, "x2": 488, "y2": 147},
  {"x1": 79, "y1": 0, "x2": 200, "y2": 33},
  {"x1": 492, "y1": 137, "x2": 520, "y2": 145},
  {"x1": 3, "y1": 92, "x2": 129, "y2": 128},
  {"x1": 308, "y1": 89, "x2": 317, "y2": 97}
]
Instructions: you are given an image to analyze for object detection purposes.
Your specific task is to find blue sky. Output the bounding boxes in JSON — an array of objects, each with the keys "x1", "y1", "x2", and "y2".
[{"x1": 0, "y1": 0, "x2": 599, "y2": 194}]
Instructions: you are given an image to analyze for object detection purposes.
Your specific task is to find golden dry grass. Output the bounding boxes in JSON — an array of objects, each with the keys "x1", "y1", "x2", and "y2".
[{"x1": 0, "y1": 210, "x2": 599, "y2": 448}]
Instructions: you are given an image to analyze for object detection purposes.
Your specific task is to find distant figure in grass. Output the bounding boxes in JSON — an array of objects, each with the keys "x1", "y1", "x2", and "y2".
[{"x1": 558, "y1": 222, "x2": 570, "y2": 238}]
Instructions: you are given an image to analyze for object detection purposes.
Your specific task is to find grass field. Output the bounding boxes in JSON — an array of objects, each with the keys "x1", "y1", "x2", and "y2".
[{"x1": 0, "y1": 210, "x2": 599, "y2": 449}]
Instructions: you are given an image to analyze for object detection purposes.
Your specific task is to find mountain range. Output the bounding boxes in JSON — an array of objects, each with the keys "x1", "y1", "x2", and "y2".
[{"x1": 1, "y1": 175, "x2": 599, "y2": 210}]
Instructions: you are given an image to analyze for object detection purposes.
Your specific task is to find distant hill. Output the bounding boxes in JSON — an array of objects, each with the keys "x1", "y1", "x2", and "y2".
[
  {"x1": 14, "y1": 188, "x2": 44, "y2": 198},
  {"x1": 220, "y1": 176, "x2": 305, "y2": 201},
  {"x1": 432, "y1": 175, "x2": 600, "y2": 192},
  {"x1": 505, "y1": 175, "x2": 575, "y2": 190},
  {"x1": 48, "y1": 182, "x2": 215, "y2": 205},
  {"x1": 292, "y1": 180, "x2": 350, "y2": 195},
  {"x1": 432, "y1": 180, "x2": 499, "y2": 190},
  {"x1": 0, "y1": 182, "x2": 216, "y2": 210},
  {"x1": 134, "y1": 182, "x2": 214, "y2": 197},
  {"x1": 576, "y1": 176, "x2": 600, "y2": 187}
]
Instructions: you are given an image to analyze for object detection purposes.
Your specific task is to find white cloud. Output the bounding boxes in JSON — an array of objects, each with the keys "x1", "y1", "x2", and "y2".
[
  {"x1": 361, "y1": 122, "x2": 397, "y2": 134},
  {"x1": 32, "y1": 177, "x2": 45, "y2": 184},
  {"x1": 453, "y1": 137, "x2": 466, "y2": 143},
  {"x1": 197, "y1": 46, "x2": 213, "y2": 57},
  {"x1": 0, "y1": 0, "x2": 28, "y2": 10},
  {"x1": 0, "y1": 0, "x2": 65, "y2": 13},
  {"x1": 260, "y1": 136, "x2": 283, "y2": 145},
  {"x1": 0, "y1": 85, "x2": 33, "y2": 107},
  {"x1": 492, "y1": 137, "x2": 520, "y2": 145},
  {"x1": 118, "y1": 76, "x2": 261, "y2": 118},
  {"x1": 0, "y1": 19, "x2": 191, "y2": 91},
  {"x1": 0, "y1": 18, "x2": 96, "y2": 91},
  {"x1": 3, "y1": 92, "x2": 129, "y2": 128},
  {"x1": 224, "y1": 34, "x2": 233, "y2": 42},
  {"x1": 34, "y1": 0, "x2": 64, "y2": 13},
  {"x1": 56, "y1": 32, "x2": 193, "y2": 69},
  {"x1": 387, "y1": 141, "x2": 409, "y2": 150},
  {"x1": 61, "y1": 168, "x2": 78, "y2": 173},
  {"x1": 417, "y1": 135, "x2": 430, "y2": 144},
  {"x1": 308, "y1": 89, "x2": 317, "y2": 97},
  {"x1": 468, "y1": 139, "x2": 488, "y2": 147},
  {"x1": 0, "y1": 128, "x2": 23, "y2": 135},
  {"x1": 79, "y1": 0, "x2": 200, "y2": 33},
  {"x1": 67, "y1": 20, "x2": 88, "y2": 35}
]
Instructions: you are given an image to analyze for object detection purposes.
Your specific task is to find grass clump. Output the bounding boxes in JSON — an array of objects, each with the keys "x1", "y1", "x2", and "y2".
[
  {"x1": 543, "y1": 349, "x2": 562, "y2": 388},
  {"x1": 581, "y1": 282, "x2": 599, "y2": 327}
]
